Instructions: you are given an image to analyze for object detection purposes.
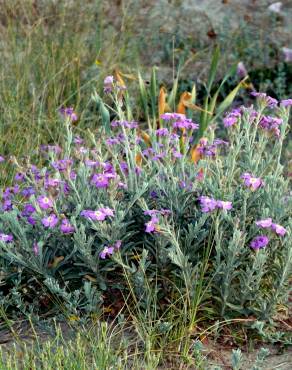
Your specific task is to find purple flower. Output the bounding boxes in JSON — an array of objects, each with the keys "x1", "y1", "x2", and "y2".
[
  {"x1": 197, "y1": 138, "x2": 227, "y2": 158},
  {"x1": 60, "y1": 219, "x2": 75, "y2": 234},
  {"x1": 13, "y1": 185, "x2": 20, "y2": 194},
  {"x1": 22, "y1": 187, "x2": 35, "y2": 198},
  {"x1": 0, "y1": 156, "x2": 5, "y2": 163},
  {"x1": 223, "y1": 108, "x2": 241, "y2": 127},
  {"x1": 156, "y1": 128, "x2": 169, "y2": 136},
  {"x1": 111, "y1": 120, "x2": 138, "y2": 129},
  {"x1": 27, "y1": 216, "x2": 37, "y2": 226},
  {"x1": 104, "y1": 75, "x2": 114, "y2": 85},
  {"x1": 106, "y1": 137, "x2": 120, "y2": 146},
  {"x1": 33, "y1": 242, "x2": 39, "y2": 256},
  {"x1": 251, "y1": 92, "x2": 278, "y2": 108},
  {"x1": 100, "y1": 246, "x2": 114, "y2": 259},
  {"x1": 160, "y1": 113, "x2": 185, "y2": 121},
  {"x1": 63, "y1": 182, "x2": 70, "y2": 195},
  {"x1": 22, "y1": 204, "x2": 36, "y2": 216},
  {"x1": 250, "y1": 235, "x2": 269, "y2": 250},
  {"x1": 42, "y1": 214, "x2": 59, "y2": 228},
  {"x1": 152, "y1": 151, "x2": 166, "y2": 161},
  {"x1": 255, "y1": 218, "x2": 273, "y2": 228},
  {"x1": 144, "y1": 210, "x2": 159, "y2": 216},
  {"x1": 2, "y1": 187, "x2": 12, "y2": 200},
  {"x1": 45, "y1": 178, "x2": 61, "y2": 189},
  {"x1": 114, "y1": 240, "x2": 122, "y2": 249},
  {"x1": 40, "y1": 145, "x2": 62, "y2": 155},
  {"x1": 216, "y1": 200, "x2": 233, "y2": 210},
  {"x1": 135, "y1": 166, "x2": 142, "y2": 175},
  {"x1": 104, "y1": 75, "x2": 114, "y2": 93},
  {"x1": 59, "y1": 107, "x2": 78, "y2": 122},
  {"x1": 91, "y1": 173, "x2": 115, "y2": 188},
  {"x1": 0, "y1": 233, "x2": 13, "y2": 243},
  {"x1": 280, "y1": 99, "x2": 292, "y2": 107},
  {"x1": 172, "y1": 119, "x2": 199, "y2": 130},
  {"x1": 172, "y1": 150, "x2": 183, "y2": 158},
  {"x1": 241, "y1": 173, "x2": 263, "y2": 191},
  {"x1": 199, "y1": 196, "x2": 218, "y2": 213},
  {"x1": 259, "y1": 116, "x2": 283, "y2": 135},
  {"x1": 85, "y1": 160, "x2": 100, "y2": 168},
  {"x1": 271, "y1": 223, "x2": 287, "y2": 236},
  {"x1": 37, "y1": 195, "x2": 53, "y2": 210},
  {"x1": 51, "y1": 159, "x2": 73, "y2": 172},
  {"x1": 15, "y1": 172, "x2": 25, "y2": 182},
  {"x1": 237, "y1": 62, "x2": 248, "y2": 78},
  {"x1": 73, "y1": 136, "x2": 84, "y2": 145},
  {"x1": 282, "y1": 47, "x2": 292, "y2": 63},
  {"x1": 81, "y1": 207, "x2": 114, "y2": 221},
  {"x1": 118, "y1": 181, "x2": 127, "y2": 189},
  {"x1": 145, "y1": 216, "x2": 159, "y2": 233},
  {"x1": 99, "y1": 207, "x2": 114, "y2": 217},
  {"x1": 2, "y1": 200, "x2": 13, "y2": 212}
]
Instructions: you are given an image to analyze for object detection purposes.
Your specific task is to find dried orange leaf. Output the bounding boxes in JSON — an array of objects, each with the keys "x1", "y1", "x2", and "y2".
[
  {"x1": 183, "y1": 101, "x2": 213, "y2": 115},
  {"x1": 49, "y1": 256, "x2": 64, "y2": 268},
  {"x1": 84, "y1": 275, "x2": 97, "y2": 282},
  {"x1": 177, "y1": 91, "x2": 192, "y2": 114},
  {"x1": 135, "y1": 153, "x2": 143, "y2": 166},
  {"x1": 158, "y1": 86, "x2": 167, "y2": 117},
  {"x1": 114, "y1": 69, "x2": 126, "y2": 88}
]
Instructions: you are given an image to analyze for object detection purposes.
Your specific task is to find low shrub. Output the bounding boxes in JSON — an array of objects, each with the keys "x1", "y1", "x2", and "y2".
[{"x1": 0, "y1": 85, "x2": 291, "y2": 336}]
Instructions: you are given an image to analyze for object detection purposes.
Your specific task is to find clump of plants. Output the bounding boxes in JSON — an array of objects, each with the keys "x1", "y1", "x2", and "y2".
[{"x1": 0, "y1": 77, "x2": 291, "y2": 351}]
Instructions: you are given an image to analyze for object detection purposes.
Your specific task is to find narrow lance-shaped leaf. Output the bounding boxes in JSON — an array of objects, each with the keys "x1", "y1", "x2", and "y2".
[
  {"x1": 91, "y1": 92, "x2": 111, "y2": 134},
  {"x1": 211, "y1": 76, "x2": 248, "y2": 124},
  {"x1": 150, "y1": 66, "x2": 157, "y2": 122},
  {"x1": 138, "y1": 71, "x2": 150, "y2": 127}
]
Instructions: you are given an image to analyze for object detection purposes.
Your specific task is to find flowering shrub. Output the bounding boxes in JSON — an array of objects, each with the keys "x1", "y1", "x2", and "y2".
[{"x1": 0, "y1": 89, "x2": 291, "y2": 324}]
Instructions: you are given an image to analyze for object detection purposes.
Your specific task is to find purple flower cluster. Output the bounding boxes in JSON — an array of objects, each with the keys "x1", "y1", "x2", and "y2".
[
  {"x1": 91, "y1": 172, "x2": 116, "y2": 188},
  {"x1": 280, "y1": 99, "x2": 292, "y2": 108},
  {"x1": 251, "y1": 92, "x2": 278, "y2": 108},
  {"x1": 100, "y1": 240, "x2": 121, "y2": 259},
  {"x1": 37, "y1": 195, "x2": 54, "y2": 210},
  {"x1": 51, "y1": 159, "x2": 73, "y2": 172},
  {"x1": 160, "y1": 112, "x2": 198, "y2": 131},
  {"x1": 250, "y1": 235, "x2": 269, "y2": 250},
  {"x1": 156, "y1": 128, "x2": 169, "y2": 137},
  {"x1": 142, "y1": 147, "x2": 166, "y2": 161},
  {"x1": 111, "y1": 120, "x2": 138, "y2": 129},
  {"x1": 197, "y1": 138, "x2": 228, "y2": 158},
  {"x1": 160, "y1": 113, "x2": 185, "y2": 121},
  {"x1": 40, "y1": 144, "x2": 62, "y2": 155},
  {"x1": 144, "y1": 209, "x2": 171, "y2": 233},
  {"x1": 199, "y1": 196, "x2": 232, "y2": 213},
  {"x1": 223, "y1": 108, "x2": 241, "y2": 127},
  {"x1": 60, "y1": 219, "x2": 75, "y2": 234},
  {"x1": 259, "y1": 115, "x2": 283, "y2": 137},
  {"x1": 42, "y1": 214, "x2": 59, "y2": 228},
  {"x1": 81, "y1": 207, "x2": 114, "y2": 221},
  {"x1": 255, "y1": 218, "x2": 287, "y2": 236},
  {"x1": 0, "y1": 233, "x2": 13, "y2": 243},
  {"x1": 105, "y1": 133, "x2": 125, "y2": 146},
  {"x1": 172, "y1": 119, "x2": 199, "y2": 130},
  {"x1": 59, "y1": 107, "x2": 78, "y2": 122},
  {"x1": 241, "y1": 173, "x2": 263, "y2": 191}
]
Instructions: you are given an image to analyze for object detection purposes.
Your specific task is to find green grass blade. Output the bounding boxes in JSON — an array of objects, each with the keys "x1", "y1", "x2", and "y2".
[
  {"x1": 206, "y1": 46, "x2": 220, "y2": 93},
  {"x1": 138, "y1": 71, "x2": 150, "y2": 126},
  {"x1": 150, "y1": 66, "x2": 157, "y2": 121}
]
